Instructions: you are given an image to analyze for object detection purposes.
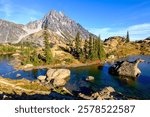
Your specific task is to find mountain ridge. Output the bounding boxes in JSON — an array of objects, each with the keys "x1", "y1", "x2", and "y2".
[{"x1": 0, "y1": 10, "x2": 91, "y2": 45}]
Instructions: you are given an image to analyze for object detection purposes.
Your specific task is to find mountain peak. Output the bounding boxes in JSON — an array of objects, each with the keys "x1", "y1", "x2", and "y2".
[
  {"x1": 47, "y1": 10, "x2": 64, "y2": 18},
  {"x1": 42, "y1": 10, "x2": 90, "y2": 39}
]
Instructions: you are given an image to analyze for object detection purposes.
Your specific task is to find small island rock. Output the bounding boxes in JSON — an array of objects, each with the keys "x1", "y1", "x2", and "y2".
[
  {"x1": 38, "y1": 76, "x2": 47, "y2": 82},
  {"x1": 16, "y1": 74, "x2": 21, "y2": 78},
  {"x1": 109, "y1": 58, "x2": 144, "y2": 78},
  {"x1": 86, "y1": 76, "x2": 95, "y2": 81}
]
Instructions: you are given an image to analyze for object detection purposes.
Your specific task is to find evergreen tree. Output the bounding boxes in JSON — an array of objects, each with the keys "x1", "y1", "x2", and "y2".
[
  {"x1": 79, "y1": 48, "x2": 85, "y2": 62},
  {"x1": 75, "y1": 32, "x2": 81, "y2": 54},
  {"x1": 88, "y1": 34, "x2": 94, "y2": 60},
  {"x1": 44, "y1": 27, "x2": 53, "y2": 64},
  {"x1": 93, "y1": 38, "x2": 99, "y2": 59},
  {"x1": 31, "y1": 49, "x2": 39, "y2": 66},
  {"x1": 97, "y1": 36, "x2": 106, "y2": 60},
  {"x1": 126, "y1": 31, "x2": 130, "y2": 42},
  {"x1": 97, "y1": 35, "x2": 101, "y2": 59},
  {"x1": 83, "y1": 39, "x2": 89, "y2": 59}
]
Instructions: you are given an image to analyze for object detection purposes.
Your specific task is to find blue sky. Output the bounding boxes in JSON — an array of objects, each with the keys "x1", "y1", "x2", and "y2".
[{"x1": 0, "y1": 0, "x2": 150, "y2": 40}]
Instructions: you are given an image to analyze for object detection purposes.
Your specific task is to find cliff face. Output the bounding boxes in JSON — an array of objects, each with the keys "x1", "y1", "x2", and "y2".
[{"x1": 0, "y1": 10, "x2": 91, "y2": 45}]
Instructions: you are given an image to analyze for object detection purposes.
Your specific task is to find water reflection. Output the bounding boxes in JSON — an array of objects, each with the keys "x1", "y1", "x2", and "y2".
[{"x1": 118, "y1": 76, "x2": 138, "y2": 87}]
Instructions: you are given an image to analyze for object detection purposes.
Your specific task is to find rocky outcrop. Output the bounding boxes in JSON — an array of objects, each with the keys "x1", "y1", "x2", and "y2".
[
  {"x1": 104, "y1": 36, "x2": 126, "y2": 47},
  {"x1": 78, "y1": 86, "x2": 128, "y2": 100},
  {"x1": 109, "y1": 59, "x2": 144, "y2": 78},
  {"x1": 104, "y1": 36, "x2": 126, "y2": 52}
]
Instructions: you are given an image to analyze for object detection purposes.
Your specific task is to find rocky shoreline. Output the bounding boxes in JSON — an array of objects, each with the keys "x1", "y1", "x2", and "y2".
[{"x1": 0, "y1": 67, "x2": 134, "y2": 100}]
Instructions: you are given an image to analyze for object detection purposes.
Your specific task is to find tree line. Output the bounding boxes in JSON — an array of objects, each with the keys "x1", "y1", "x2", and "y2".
[{"x1": 73, "y1": 32, "x2": 106, "y2": 62}]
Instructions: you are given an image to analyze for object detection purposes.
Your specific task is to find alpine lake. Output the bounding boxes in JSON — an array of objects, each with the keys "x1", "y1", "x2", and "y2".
[{"x1": 0, "y1": 55, "x2": 150, "y2": 99}]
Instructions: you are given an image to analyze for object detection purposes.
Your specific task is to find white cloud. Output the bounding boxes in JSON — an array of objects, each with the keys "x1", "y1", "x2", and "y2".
[
  {"x1": 127, "y1": 24, "x2": 150, "y2": 34},
  {"x1": 89, "y1": 23, "x2": 150, "y2": 41}
]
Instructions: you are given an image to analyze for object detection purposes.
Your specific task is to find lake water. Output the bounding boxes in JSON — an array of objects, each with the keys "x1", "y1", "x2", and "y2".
[
  {"x1": 0, "y1": 55, "x2": 150, "y2": 99},
  {"x1": 0, "y1": 55, "x2": 47, "y2": 80}
]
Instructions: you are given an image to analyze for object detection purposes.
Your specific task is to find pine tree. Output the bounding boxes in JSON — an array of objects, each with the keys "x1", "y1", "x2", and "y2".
[
  {"x1": 79, "y1": 48, "x2": 85, "y2": 62},
  {"x1": 97, "y1": 36, "x2": 106, "y2": 60},
  {"x1": 88, "y1": 34, "x2": 94, "y2": 60},
  {"x1": 31, "y1": 49, "x2": 39, "y2": 66},
  {"x1": 44, "y1": 27, "x2": 53, "y2": 64},
  {"x1": 83, "y1": 39, "x2": 89, "y2": 59},
  {"x1": 94, "y1": 38, "x2": 99, "y2": 59},
  {"x1": 75, "y1": 32, "x2": 80, "y2": 55},
  {"x1": 97, "y1": 35, "x2": 101, "y2": 59},
  {"x1": 126, "y1": 31, "x2": 130, "y2": 42}
]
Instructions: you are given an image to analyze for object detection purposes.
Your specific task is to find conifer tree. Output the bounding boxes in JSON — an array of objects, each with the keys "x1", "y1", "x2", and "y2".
[
  {"x1": 75, "y1": 32, "x2": 80, "y2": 55},
  {"x1": 44, "y1": 27, "x2": 53, "y2": 64},
  {"x1": 97, "y1": 36, "x2": 106, "y2": 60},
  {"x1": 97, "y1": 35, "x2": 101, "y2": 59},
  {"x1": 83, "y1": 39, "x2": 89, "y2": 59},
  {"x1": 88, "y1": 34, "x2": 93, "y2": 59},
  {"x1": 126, "y1": 31, "x2": 130, "y2": 42},
  {"x1": 94, "y1": 38, "x2": 99, "y2": 59},
  {"x1": 31, "y1": 49, "x2": 39, "y2": 66},
  {"x1": 79, "y1": 48, "x2": 85, "y2": 62}
]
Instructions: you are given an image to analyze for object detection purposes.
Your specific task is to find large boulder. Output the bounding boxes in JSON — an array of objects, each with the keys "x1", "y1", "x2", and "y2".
[
  {"x1": 46, "y1": 69, "x2": 70, "y2": 87},
  {"x1": 109, "y1": 58, "x2": 144, "y2": 78}
]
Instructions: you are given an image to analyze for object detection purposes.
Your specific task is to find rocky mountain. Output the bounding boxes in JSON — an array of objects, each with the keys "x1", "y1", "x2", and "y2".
[
  {"x1": 0, "y1": 10, "x2": 91, "y2": 45},
  {"x1": 0, "y1": 19, "x2": 26, "y2": 43},
  {"x1": 42, "y1": 10, "x2": 89, "y2": 40}
]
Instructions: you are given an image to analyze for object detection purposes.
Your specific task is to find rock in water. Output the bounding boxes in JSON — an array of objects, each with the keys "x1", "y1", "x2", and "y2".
[
  {"x1": 23, "y1": 64, "x2": 33, "y2": 68},
  {"x1": 86, "y1": 76, "x2": 95, "y2": 81},
  {"x1": 46, "y1": 69, "x2": 70, "y2": 87},
  {"x1": 109, "y1": 58, "x2": 144, "y2": 78},
  {"x1": 38, "y1": 76, "x2": 46, "y2": 83},
  {"x1": 16, "y1": 74, "x2": 21, "y2": 78}
]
